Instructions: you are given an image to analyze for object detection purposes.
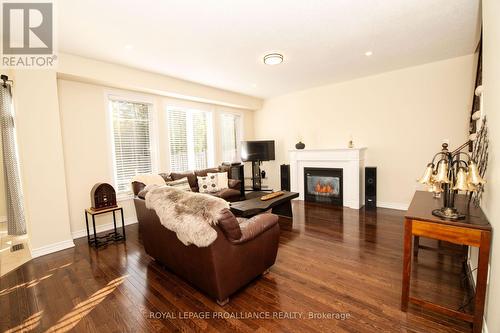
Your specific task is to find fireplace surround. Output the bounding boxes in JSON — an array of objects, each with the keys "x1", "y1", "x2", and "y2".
[
  {"x1": 304, "y1": 167, "x2": 343, "y2": 205},
  {"x1": 289, "y1": 148, "x2": 366, "y2": 209}
]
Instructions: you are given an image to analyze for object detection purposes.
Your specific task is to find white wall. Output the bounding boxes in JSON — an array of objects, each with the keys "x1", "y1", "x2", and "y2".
[
  {"x1": 480, "y1": 0, "x2": 500, "y2": 331},
  {"x1": 57, "y1": 53, "x2": 262, "y2": 110},
  {"x1": 57, "y1": 79, "x2": 254, "y2": 237},
  {"x1": 254, "y1": 55, "x2": 476, "y2": 208},
  {"x1": 10, "y1": 70, "x2": 74, "y2": 255}
]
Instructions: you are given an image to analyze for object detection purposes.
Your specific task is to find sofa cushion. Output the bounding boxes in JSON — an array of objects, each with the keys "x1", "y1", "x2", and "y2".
[
  {"x1": 217, "y1": 208, "x2": 242, "y2": 241},
  {"x1": 227, "y1": 179, "x2": 240, "y2": 190},
  {"x1": 195, "y1": 168, "x2": 220, "y2": 178},
  {"x1": 166, "y1": 177, "x2": 192, "y2": 191},
  {"x1": 131, "y1": 174, "x2": 166, "y2": 187},
  {"x1": 170, "y1": 171, "x2": 197, "y2": 189},
  {"x1": 132, "y1": 181, "x2": 146, "y2": 196},
  {"x1": 210, "y1": 188, "x2": 241, "y2": 201},
  {"x1": 159, "y1": 173, "x2": 173, "y2": 182},
  {"x1": 197, "y1": 175, "x2": 219, "y2": 193},
  {"x1": 219, "y1": 164, "x2": 231, "y2": 176},
  {"x1": 208, "y1": 172, "x2": 229, "y2": 190}
]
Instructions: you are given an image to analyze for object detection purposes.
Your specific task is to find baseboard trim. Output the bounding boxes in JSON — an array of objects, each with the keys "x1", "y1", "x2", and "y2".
[
  {"x1": 31, "y1": 239, "x2": 75, "y2": 258},
  {"x1": 377, "y1": 201, "x2": 409, "y2": 211},
  {"x1": 71, "y1": 217, "x2": 138, "y2": 240},
  {"x1": 293, "y1": 198, "x2": 409, "y2": 211}
]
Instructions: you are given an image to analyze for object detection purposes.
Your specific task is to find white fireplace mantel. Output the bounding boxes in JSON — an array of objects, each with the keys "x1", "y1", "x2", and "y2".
[{"x1": 288, "y1": 148, "x2": 367, "y2": 209}]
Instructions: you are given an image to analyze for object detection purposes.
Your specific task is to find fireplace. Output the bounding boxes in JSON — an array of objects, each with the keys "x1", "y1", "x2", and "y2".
[
  {"x1": 290, "y1": 148, "x2": 365, "y2": 208},
  {"x1": 304, "y1": 167, "x2": 343, "y2": 205}
]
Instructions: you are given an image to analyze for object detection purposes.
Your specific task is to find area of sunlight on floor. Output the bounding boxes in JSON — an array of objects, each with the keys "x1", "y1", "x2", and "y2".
[
  {"x1": 0, "y1": 222, "x2": 32, "y2": 276},
  {"x1": 46, "y1": 275, "x2": 128, "y2": 332}
]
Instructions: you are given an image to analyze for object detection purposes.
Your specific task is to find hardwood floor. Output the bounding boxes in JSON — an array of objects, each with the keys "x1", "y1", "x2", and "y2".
[{"x1": 0, "y1": 201, "x2": 474, "y2": 332}]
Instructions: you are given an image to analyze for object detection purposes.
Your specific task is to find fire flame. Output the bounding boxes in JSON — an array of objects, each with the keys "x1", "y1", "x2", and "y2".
[{"x1": 315, "y1": 182, "x2": 333, "y2": 193}]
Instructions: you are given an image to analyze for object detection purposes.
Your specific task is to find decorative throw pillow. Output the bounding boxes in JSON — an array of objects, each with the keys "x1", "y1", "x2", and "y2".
[
  {"x1": 207, "y1": 172, "x2": 229, "y2": 190},
  {"x1": 197, "y1": 175, "x2": 219, "y2": 193},
  {"x1": 166, "y1": 177, "x2": 192, "y2": 191}
]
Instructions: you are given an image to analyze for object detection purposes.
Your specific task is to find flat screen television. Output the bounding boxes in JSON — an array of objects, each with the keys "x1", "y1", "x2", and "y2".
[{"x1": 241, "y1": 140, "x2": 275, "y2": 162}]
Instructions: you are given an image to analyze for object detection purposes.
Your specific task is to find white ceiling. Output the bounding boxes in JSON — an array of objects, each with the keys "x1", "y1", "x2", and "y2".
[{"x1": 58, "y1": 0, "x2": 480, "y2": 98}]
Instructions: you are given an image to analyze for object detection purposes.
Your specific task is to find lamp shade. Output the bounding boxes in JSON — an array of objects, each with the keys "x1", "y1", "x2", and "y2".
[
  {"x1": 452, "y1": 167, "x2": 469, "y2": 191},
  {"x1": 434, "y1": 161, "x2": 450, "y2": 183},
  {"x1": 428, "y1": 182, "x2": 443, "y2": 193},
  {"x1": 417, "y1": 163, "x2": 434, "y2": 185},
  {"x1": 468, "y1": 161, "x2": 486, "y2": 185},
  {"x1": 468, "y1": 183, "x2": 478, "y2": 192}
]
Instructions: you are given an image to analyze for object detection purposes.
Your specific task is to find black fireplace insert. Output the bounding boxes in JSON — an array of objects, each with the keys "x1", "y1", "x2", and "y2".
[{"x1": 304, "y1": 167, "x2": 343, "y2": 205}]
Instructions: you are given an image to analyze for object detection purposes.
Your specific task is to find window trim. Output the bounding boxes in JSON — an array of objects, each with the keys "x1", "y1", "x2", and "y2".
[
  {"x1": 105, "y1": 90, "x2": 159, "y2": 200},
  {"x1": 216, "y1": 106, "x2": 246, "y2": 141}
]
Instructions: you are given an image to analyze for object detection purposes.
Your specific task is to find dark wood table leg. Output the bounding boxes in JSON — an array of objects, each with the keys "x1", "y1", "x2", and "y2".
[
  {"x1": 92, "y1": 214, "x2": 98, "y2": 248},
  {"x1": 413, "y1": 236, "x2": 420, "y2": 259},
  {"x1": 120, "y1": 207, "x2": 126, "y2": 240},
  {"x1": 272, "y1": 200, "x2": 293, "y2": 218},
  {"x1": 401, "y1": 218, "x2": 413, "y2": 311},
  {"x1": 112, "y1": 210, "x2": 117, "y2": 232},
  {"x1": 473, "y1": 231, "x2": 491, "y2": 333},
  {"x1": 85, "y1": 211, "x2": 90, "y2": 244}
]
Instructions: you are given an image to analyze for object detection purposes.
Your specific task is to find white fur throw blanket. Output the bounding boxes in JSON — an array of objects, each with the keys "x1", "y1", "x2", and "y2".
[{"x1": 145, "y1": 185, "x2": 229, "y2": 247}]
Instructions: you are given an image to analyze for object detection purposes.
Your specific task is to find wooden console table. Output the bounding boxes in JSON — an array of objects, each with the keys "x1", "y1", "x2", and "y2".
[{"x1": 401, "y1": 191, "x2": 491, "y2": 333}]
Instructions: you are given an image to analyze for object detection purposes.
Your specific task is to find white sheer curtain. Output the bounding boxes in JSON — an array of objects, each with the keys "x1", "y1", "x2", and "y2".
[{"x1": 0, "y1": 82, "x2": 26, "y2": 235}]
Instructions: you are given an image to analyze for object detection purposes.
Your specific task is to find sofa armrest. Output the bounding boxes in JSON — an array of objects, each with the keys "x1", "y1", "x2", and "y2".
[
  {"x1": 232, "y1": 213, "x2": 279, "y2": 244},
  {"x1": 132, "y1": 181, "x2": 146, "y2": 196}
]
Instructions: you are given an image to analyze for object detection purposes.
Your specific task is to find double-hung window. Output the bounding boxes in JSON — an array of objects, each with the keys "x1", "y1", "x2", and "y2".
[
  {"x1": 109, "y1": 98, "x2": 154, "y2": 195},
  {"x1": 168, "y1": 108, "x2": 213, "y2": 172},
  {"x1": 220, "y1": 113, "x2": 242, "y2": 163}
]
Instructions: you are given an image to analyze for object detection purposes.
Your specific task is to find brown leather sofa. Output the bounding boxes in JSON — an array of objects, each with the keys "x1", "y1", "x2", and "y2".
[
  {"x1": 133, "y1": 190, "x2": 280, "y2": 305},
  {"x1": 132, "y1": 165, "x2": 243, "y2": 202}
]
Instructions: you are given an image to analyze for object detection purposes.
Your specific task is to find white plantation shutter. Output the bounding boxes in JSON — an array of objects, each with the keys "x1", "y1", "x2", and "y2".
[
  {"x1": 111, "y1": 100, "x2": 153, "y2": 194},
  {"x1": 220, "y1": 113, "x2": 241, "y2": 163},
  {"x1": 168, "y1": 108, "x2": 211, "y2": 172},
  {"x1": 191, "y1": 111, "x2": 209, "y2": 169},
  {"x1": 168, "y1": 109, "x2": 189, "y2": 172}
]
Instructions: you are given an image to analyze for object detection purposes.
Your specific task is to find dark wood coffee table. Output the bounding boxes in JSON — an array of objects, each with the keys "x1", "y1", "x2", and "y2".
[{"x1": 229, "y1": 191, "x2": 299, "y2": 218}]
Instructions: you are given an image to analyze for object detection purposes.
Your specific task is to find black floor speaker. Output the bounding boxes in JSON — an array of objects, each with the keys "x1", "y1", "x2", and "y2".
[
  {"x1": 280, "y1": 164, "x2": 290, "y2": 191},
  {"x1": 365, "y1": 167, "x2": 377, "y2": 209},
  {"x1": 227, "y1": 164, "x2": 244, "y2": 195}
]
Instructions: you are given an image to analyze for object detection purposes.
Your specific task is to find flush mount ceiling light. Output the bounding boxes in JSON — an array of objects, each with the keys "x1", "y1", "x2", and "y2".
[
  {"x1": 365, "y1": 50, "x2": 373, "y2": 56},
  {"x1": 263, "y1": 53, "x2": 283, "y2": 65}
]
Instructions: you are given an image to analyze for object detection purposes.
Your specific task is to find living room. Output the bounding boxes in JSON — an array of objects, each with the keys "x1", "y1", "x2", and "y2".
[{"x1": 1, "y1": 1, "x2": 499, "y2": 332}]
